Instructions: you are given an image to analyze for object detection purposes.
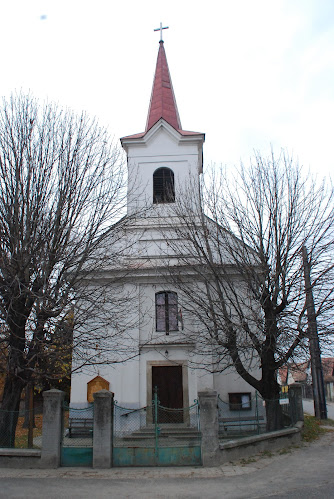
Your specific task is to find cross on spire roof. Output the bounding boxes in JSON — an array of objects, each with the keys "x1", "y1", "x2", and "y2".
[{"x1": 154, "y1": 22, "x2": 169, "y2": 42}]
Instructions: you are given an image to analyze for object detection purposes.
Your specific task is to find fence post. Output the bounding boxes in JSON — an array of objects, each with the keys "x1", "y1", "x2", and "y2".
[
  {"x1": 41, "y1": 389, "x2": 65, "y2": 468},
  {"x1": 255, "y1": 392, "x2": 260, "y2": 434},
  {"x1": 93, "y1": 389, "x2": 114, "y2": 468},
  {"x1": 289, "y1": 384, "x2": 304, "y2": 424},
  {"x1": 198, "y1": 390, "x2": 219, "y2": 467},
  {"x1": 154, "y1": 388, "x2": 159, "y2": 464}
]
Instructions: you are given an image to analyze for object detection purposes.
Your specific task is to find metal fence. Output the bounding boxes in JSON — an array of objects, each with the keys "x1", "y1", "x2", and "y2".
[
  {"x1": 114, "y1": 404, "x2": 149, "y2": 447},
  {"x1": 218, "y1": 393, "x2": 266, "y2": 439},
  {"x1": 218, "y1": 390, "x2": 299, "y2": 440},
  {"x1": 280, "y1": 388, "x2": 299, "y2": 426},
  {"x1": 61, "y1": 403, "x2": 94, "y2": 467},
  {"x1": 63, "y1": 403, "x2": 94, "y2": 447},
  {"x1": 113, "y1": 395, "x2": 201, "y2": 466},
  {"x1": 0, "y1": 406, "x2": 43, "y2": 449}
]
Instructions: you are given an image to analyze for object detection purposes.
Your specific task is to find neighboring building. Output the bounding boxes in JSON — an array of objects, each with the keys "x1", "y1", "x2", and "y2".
[
  {"x1": 70, "y1": 40, "x2": 260, "y2": 415},
  {"x1": 279, "y1": 358, "x2": 334, "y2": 402}
]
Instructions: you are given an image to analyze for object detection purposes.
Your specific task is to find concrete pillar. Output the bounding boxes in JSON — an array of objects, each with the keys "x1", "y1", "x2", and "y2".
[
  {"x1": 198, "y1": 390, "x2": 219, "y2": 467},
  {"x1": 41, "y1": 389, "x2": 65, "y2": 468},
  {"x1": 93, "y1": 389, "x2": 114, "y2": 468},
  {"x1": 289, "y1": 384, "x2": 304, "y2": 423}
]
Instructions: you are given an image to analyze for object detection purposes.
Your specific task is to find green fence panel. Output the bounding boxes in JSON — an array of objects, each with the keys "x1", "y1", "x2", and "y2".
[
  {"x1": 61, "y1": 447, "x2": 93, "y2": 467},
  {"x1": 61, "y1": 403, "x2": 93, "y2": 467}
]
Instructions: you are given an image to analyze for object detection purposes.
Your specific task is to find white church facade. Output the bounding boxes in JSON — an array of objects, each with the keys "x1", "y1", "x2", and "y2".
[{"x1": 70, "y1": 39, "x2": 259, "y2": 415}]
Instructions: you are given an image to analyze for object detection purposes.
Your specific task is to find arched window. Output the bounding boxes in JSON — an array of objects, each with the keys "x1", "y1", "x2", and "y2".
[
  {"x1": 155, "y1": 291, "x2": 178, "y2": 334},
  {"x1": 153, "y1": 167, "x2": 175, "y2": 204}
]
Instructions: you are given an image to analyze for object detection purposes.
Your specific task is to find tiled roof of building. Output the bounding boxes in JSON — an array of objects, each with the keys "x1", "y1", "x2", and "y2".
[
  {"x1": 322, "y1": 357, "x2": 334, "y2": 381},
  {"x1": 279, "y1": 358, "x2": 334, "y2": 384},
  {"x1": 279, "y1": 362, "x2": 309, "y2": 384}
]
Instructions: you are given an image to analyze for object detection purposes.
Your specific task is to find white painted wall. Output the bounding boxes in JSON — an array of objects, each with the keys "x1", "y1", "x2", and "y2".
[
  {"x1": 70, "y1": 118, "x2": 261, "y2": 413},
  {"x1": 123, "y1": 121, "x2": 203, "y2": 215}
]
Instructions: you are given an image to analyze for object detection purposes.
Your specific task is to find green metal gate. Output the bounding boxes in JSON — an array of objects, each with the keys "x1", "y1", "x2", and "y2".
[
  {"x1": 113, "y1": 392, "x2": 201, "y2": 467},
  {"x1": 61, "y1": 404, "x2": 94, "y2": 467}
]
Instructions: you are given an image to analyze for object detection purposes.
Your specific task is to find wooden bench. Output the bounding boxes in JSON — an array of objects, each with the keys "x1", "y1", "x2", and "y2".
[
  {"x1": 68, "y1": 417, "x2": 93, "y2": 438},
  {"x1": 219, "y1": 416, "x2": 265, "y2": 434}
]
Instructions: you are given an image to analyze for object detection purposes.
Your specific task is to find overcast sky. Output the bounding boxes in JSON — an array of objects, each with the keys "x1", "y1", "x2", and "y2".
[{"x1": 1, "y1": 0, "x2": 333, "y2": 178}]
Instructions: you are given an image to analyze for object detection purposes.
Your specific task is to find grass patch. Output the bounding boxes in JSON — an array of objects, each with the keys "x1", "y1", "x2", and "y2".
[
  {"x1": 12, "y1": 409, "x2": 70, "y2": 449},
  {"x1": 302, "y1": 414, "x2": 327, "y2": 442},
  {"x1": 278, "y1": 447, "x2": 292, "y2": 455},
  {"x1": 239, "y1": 457, "x2": 257, "y2": 465},
  {"x1": 14, "y1": 413, "x2": 43, "y2": 449}
]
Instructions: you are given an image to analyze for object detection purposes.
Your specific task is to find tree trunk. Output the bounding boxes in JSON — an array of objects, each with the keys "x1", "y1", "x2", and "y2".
[
  {"x1": 260, "y1": 368, "x2": 283, "y2": 432},
  {"x1": 0, "y1": 376, "x2": 25, "y2": 447},
  {"x1": 265, "y1": 398, "x2": 283, "y2": 432},
  {"x1": 23, "y1": 384, "x2": 36, "y2": 430}
]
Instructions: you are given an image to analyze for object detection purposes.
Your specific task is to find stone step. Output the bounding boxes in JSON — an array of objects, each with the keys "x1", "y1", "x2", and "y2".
[
  {"x1": 121, "y1": 433, "x2": 200, "y2": 441},
  {"x1": 127, "y1": 430, "x2": 200, "y2": 437},
  {"x1": 133, "y1": 425, "x2": 199, "y2": 435},
  {"x1": 119, "y1": 426, "x2": 201, "y2": 442}
]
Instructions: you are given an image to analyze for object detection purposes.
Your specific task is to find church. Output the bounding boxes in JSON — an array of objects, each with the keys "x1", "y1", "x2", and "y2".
[{"x1": 70, "y1": 35, "x2": 259, "y2": 416}]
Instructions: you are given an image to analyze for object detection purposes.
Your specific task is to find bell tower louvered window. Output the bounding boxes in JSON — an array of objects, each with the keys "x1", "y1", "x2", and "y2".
[{"x1": 153, "y1": 167, "x2": 175, "y2": 204}]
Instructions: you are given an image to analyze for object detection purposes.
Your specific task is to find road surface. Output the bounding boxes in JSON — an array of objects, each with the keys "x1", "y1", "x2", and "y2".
[
  {"x1": 303, "y1": 398, "x2": 334, "y2": 419},
  {"x1": 1, "y1": 430, "x2": 334, "y2": 498}
]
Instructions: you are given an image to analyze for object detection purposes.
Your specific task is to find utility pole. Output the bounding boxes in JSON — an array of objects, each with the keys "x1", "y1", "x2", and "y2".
[{"x1": 302, "y1": 245, "x2": 327, "y2": 419}]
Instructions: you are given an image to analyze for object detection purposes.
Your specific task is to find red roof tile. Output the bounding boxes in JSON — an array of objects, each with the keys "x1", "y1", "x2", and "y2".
[
  {"x1": 279, "y1": 363, "x2": 309, "y2": 384},
  {"x1": 121, "y1": 42, "x2": 204, "y2": 143},
  {"x1": 279, "y1": 358, "x2": 334, "y2": 384},
  {"x1": 322, "y1": 358, "x2": 334, "y2": 380},
  {"x1": 145, "y1": 41, "x2": 182, "y2": 132}
]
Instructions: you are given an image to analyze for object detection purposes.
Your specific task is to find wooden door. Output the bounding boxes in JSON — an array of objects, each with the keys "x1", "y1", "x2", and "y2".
[{"x1": 152, "y1": 365, "x2": 183, "y2": 423}]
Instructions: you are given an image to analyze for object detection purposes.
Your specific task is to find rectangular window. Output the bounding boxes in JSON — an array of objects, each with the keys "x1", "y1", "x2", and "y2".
[
  {"x1": 155, "y1": 291, "x2": 178, "y2": 334},
  {"x1": 228, "y1": 393, "x2": 251, "y2": 411},
  {"x1": 156, "y1": 293, "x2": 167, "y2": 331}
]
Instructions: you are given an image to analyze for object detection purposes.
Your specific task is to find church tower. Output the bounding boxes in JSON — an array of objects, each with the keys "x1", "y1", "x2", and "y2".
[
  {"x1": 121, "y1": 40, "x2": 205, "y2": 215},
  {"x1": 70, "y1": 35, "x2": 261, "y2": 431},
  {"x1": 116, "y1": 39, "x2": 210, "y2": 409}
]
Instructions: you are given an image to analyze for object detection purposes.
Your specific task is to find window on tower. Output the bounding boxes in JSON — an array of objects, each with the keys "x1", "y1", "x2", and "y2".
[
  {"x1": 153, "y1": 167, "x2": 175, "y2": 204},
  {"x1": 155, "y1": 291, "x2": 178, "y2": 334}
]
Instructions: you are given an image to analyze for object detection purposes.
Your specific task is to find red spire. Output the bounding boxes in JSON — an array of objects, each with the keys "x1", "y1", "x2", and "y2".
[{"x1": 146, "y1": 41, "x2": 182, "y2": 132}]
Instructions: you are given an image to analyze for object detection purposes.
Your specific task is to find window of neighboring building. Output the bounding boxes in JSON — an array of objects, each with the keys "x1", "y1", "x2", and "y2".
[
  {"x1": 155, "y1": 291, "x2": 178, "y2": 334},
  {"x1": 228, "y1": 393, "x2": 252, "y2": 411},
  {"x1": 153, "y1": 167, "x2": 175, "y2": 204}
]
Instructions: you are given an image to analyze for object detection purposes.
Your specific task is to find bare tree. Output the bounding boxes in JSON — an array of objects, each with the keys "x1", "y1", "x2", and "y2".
[
  {"x1": 0, "y1": 94, "x2": 134, "y2": 445},
  {"x1": 165, "y1": 151, "x2": 334, "y2": 431}
]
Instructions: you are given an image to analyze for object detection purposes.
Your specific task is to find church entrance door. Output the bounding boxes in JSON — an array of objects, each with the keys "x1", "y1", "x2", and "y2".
[
  {"x1": 152, "y1": 365, "x2": 183, "y2": 423},
  {"x1": 113, "y1": 363, "x2": 201, "y2": 466}
]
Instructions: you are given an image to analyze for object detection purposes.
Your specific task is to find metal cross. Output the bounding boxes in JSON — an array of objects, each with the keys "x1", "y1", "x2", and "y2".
[{"x1": 154, "y1": 22, "x2": 169, "y2": 42}]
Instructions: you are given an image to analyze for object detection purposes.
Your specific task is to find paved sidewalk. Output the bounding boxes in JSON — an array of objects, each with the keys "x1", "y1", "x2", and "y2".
[{"x1": 0, "y1": 461, "x2": 262, "y2": 480}]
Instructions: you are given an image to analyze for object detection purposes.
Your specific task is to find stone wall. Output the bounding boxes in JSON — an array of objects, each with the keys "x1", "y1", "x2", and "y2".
[{"x1": 0, "y1": 387, "x2": 305, "y2": 468}]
